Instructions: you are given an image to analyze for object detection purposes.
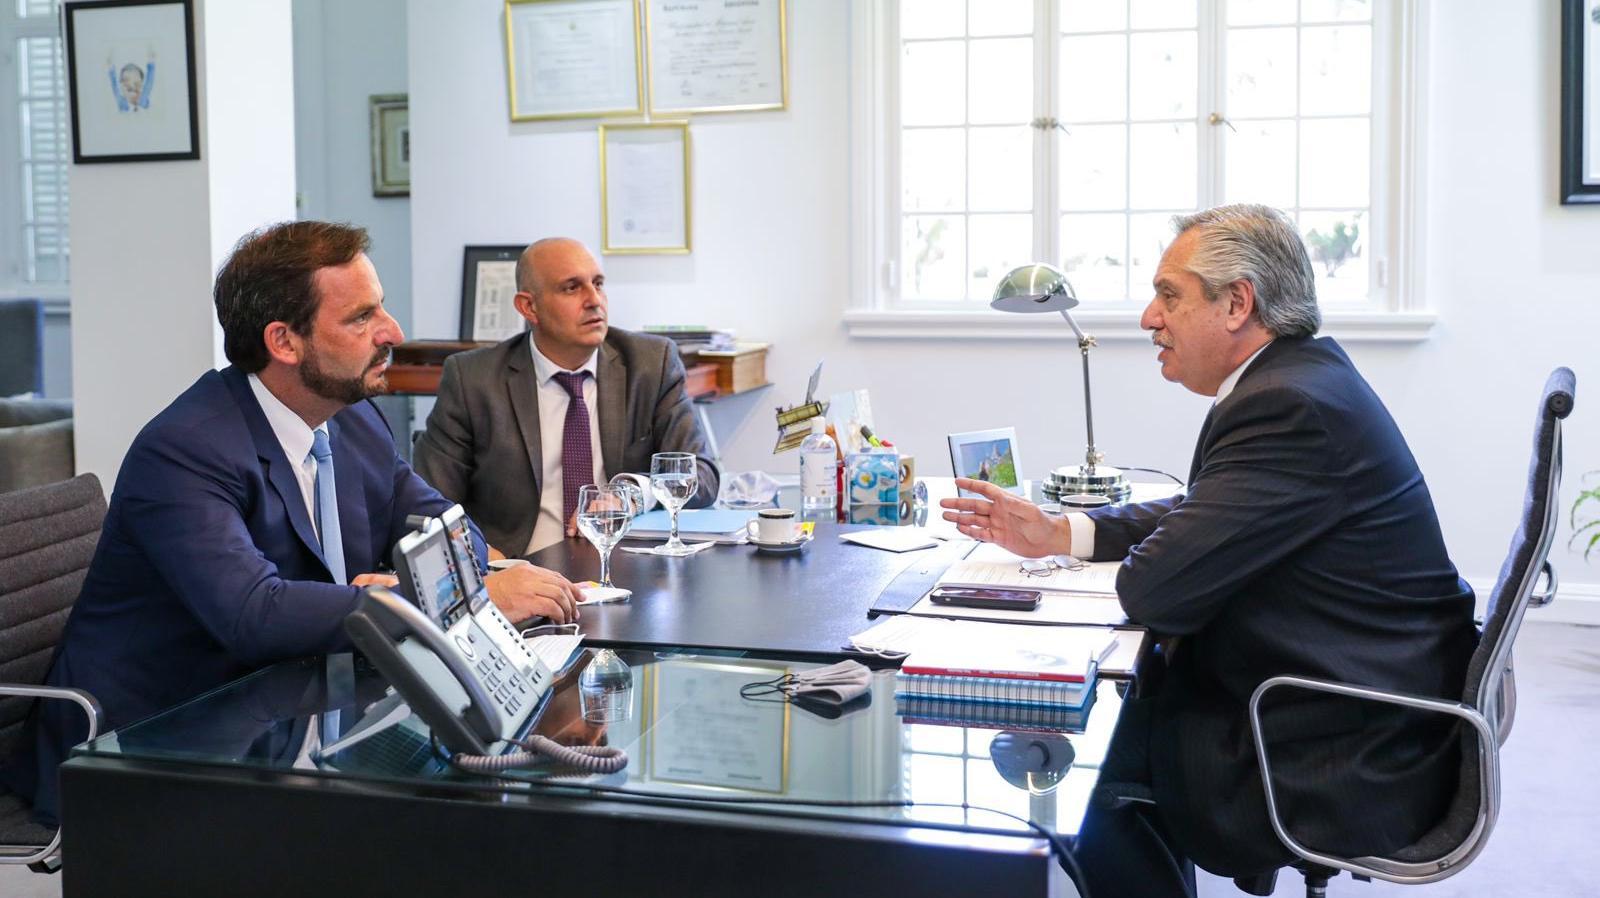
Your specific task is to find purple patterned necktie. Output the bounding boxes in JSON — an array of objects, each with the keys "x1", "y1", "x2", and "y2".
[{"x1": 553, "y1": 371, "x2": 595, "y2": 526}]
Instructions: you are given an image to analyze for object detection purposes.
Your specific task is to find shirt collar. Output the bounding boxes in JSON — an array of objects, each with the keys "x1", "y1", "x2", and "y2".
[
  {"x1": 247, "y1": 372, "x2": 325, "y2": 464},
  {"x1": 529, "y1": 339, "x2": 599, "y2": 386},
  {"x1": 1214, "y1": 340, "x2": 1273, "y2": 406}
]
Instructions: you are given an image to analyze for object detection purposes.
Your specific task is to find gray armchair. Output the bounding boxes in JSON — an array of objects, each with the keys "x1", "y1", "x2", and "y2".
[
  {"x1": 1246, "y1": 367, "x2": 1575, "y2": 896},
  {"x1": 0, "y1": 397, "x2": 74, "y2": 494},
  {"x1": 0, "y1": 473, "x2": 107, "y2": 872}
]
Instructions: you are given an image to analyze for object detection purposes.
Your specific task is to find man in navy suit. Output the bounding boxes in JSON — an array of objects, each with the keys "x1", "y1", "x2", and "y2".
[
  {"x1": 943, "y1": 205, "x2": 1476, "y2": 895},
  {"x1": 2, "y1": 221, "x2": 584, "y2": 825}
]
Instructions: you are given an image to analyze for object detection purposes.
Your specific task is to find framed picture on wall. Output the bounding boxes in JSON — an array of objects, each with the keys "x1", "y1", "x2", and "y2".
[
  {"x1": 1562, "y1": 0, "x2": 1600, "y2": 204},
  {"x1": 599, "y1": 122, "x2": 691, "y2": 254},
  {"x1": 503, "y1": 0, "x2": 643, "y2": 121},
  {"x1": 459, "y1": 245, "x2": 527, "y2": 342},
  {"x1": 63, "y1": 0, "x2": 201, "y2": 163},
  {"x1": 369, "y1": 94, "x2": 409, "y2": 197},
  {"x1": 644, "y1": 0, "x2": 787, "y2": 116}
]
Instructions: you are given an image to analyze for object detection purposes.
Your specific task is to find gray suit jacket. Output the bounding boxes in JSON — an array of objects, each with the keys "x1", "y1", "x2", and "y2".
[{"x1": 413, "y1": 329, "x2": 719, "y2": 554}]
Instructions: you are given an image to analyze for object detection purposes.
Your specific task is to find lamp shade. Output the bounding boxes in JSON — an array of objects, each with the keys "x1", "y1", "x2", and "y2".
[{"x1": 990, "y1": 263, "x2": 1079, "y2": 313}]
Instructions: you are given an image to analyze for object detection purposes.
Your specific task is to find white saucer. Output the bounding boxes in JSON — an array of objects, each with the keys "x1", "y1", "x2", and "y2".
[
  {"x1": 579, "y1": 585, "x2": 632, "y2": 604},
  {"x1": 748, "y1": 532, "x2": 813, "y2": 553}
]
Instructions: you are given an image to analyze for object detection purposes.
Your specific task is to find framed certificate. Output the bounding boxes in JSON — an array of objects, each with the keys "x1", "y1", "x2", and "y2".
[
  {"x1": 503, "y1": 0, "x2": 644, "y2": 121},
  {"x1": 459, "y1": 245, "x2": 527, "y2": 342},
  {"x1": 645, "y1": 659, "x2": 790, "y2": 794},
  {"x1": 644, "y1": 0, "x2": 787, "y2": 115},
  {"x1": 600, "y1": 122, "x2": 691, "y2": 254}
]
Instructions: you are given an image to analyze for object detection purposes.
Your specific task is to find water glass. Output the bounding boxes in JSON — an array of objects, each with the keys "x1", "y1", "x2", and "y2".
[
  {"x1": 649, "y1": 452, "x2": 698, "y2": 556},
  {"x1": 576, "y1": 484, "x2": 637, "y2": 588}
]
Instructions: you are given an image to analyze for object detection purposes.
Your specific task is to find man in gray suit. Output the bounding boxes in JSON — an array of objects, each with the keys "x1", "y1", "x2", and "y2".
[{"x1": 414, "y1": 238, "x2": 718, "y2": 557}]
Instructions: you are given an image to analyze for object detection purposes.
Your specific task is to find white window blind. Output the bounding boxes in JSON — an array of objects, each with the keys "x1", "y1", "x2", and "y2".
[{"x1": 4, "y1": 0, "x2": 69, "y2": 289}]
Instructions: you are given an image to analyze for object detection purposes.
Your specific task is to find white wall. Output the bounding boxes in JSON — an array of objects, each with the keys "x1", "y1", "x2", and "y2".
[
  {"x1": 70, "y1": 0, "x2": 297, "y2": 485},
  {"x1": 292, "y1": 0, "x2": 411, "y2": 333},
  {"x1": 408, "y1": 0, "x2": 1600, "y2": 615}
]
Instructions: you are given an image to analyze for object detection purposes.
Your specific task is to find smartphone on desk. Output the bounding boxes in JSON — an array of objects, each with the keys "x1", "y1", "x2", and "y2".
[{"x1": 929, "y1": 586, "x2": 1042, "y2": 612}]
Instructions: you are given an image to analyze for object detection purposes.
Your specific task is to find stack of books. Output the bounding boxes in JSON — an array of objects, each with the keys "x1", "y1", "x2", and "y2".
[{"x1": 643, "y1": 325, "x2": 736, "y2": 353}]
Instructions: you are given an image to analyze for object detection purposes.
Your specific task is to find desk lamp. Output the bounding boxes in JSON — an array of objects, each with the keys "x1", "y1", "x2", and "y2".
[{"x1": 990, "y1": 264, "x2": 1130, "y2": 504}]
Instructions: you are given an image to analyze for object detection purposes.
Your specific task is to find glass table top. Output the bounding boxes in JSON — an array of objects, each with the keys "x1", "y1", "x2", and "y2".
[{"x1": 76, "y1": 648, "x2": 1124, "y2": 843}]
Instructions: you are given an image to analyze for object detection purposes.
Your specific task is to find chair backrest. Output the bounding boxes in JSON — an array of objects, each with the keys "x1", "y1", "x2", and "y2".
[
  {"x1": 0, "y1": 474, "x2": 106, "y2": 759},
  {"x1": 1386, "y1": 367, "x2": 1574, "y2": 869},
  {"x1": 0, "y1": 299, "x2": 44, "y2": 397}
]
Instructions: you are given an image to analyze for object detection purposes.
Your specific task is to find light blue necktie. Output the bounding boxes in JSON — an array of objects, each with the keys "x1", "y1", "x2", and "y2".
[{"x1": 310, "y1": 429, "x2": 347, "y2": 585}]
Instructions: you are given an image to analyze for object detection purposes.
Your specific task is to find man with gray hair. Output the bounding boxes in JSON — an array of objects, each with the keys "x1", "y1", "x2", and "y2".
[{"x1": 943, "y1": 204, "x2": 1475, "y2": 894}]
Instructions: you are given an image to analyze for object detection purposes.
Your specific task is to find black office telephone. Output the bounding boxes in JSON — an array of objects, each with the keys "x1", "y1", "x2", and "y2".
[{"x1": 345, "y1": 509, "x2": 553, "y2": 756}]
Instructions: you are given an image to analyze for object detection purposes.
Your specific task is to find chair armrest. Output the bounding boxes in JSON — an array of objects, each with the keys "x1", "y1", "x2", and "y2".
[
  {"x1": 0, "y1": 684, "x2": 101, "y2": 870},
  {"x1": 1529, "y1": 560, "x2": 1557, "y2": 608},
  {"x1": 0, "y1": 684, "x2": 103, "y2": 743},
  {"x1": 1247, "y1": 675, "x2": 1495, "y2": 884}
]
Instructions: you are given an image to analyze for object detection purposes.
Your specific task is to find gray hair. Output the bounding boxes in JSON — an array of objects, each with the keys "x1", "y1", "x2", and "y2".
[{"x1": 1170, "y1": 204, "x2": 1320, "y2": 338}]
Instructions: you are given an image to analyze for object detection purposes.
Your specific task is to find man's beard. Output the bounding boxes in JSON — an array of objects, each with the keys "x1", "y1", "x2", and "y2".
[{"x1": 301, "y1": 344, "x2": 391, "y2": 405}]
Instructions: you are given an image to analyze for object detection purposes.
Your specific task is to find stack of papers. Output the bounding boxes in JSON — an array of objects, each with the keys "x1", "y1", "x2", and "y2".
[
  {"x1": 938, "y1": 542, "x2": 1119, "y2": 595},
  {"x1": 849, "y1": 615, "x2": 1118, "y2": 670},
  {"x1": 625, "y1": 509, "x2": 755, "y2": 545},
  {"x1": 838, "y1": 528, "x2": 940, "y2": 553}
]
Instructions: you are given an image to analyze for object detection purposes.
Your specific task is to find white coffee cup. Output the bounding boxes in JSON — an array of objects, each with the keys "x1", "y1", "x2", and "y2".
[
  {"x1": 488, "y1": 558, "x2": 532, "y2": 571},
  {"x1": 751, "y1": 508, "x2": 798, "y2": 543}
]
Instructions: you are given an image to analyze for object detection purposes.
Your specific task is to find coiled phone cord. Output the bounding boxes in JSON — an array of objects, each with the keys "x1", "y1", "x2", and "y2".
[{"x1": 450, "y1": 733, "x2": 628, "y2": 775}]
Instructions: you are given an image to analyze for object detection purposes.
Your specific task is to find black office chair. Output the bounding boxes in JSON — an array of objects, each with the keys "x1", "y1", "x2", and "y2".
[
  {"x1": 0, "y1": 474, "x2": 107, "y2": 873},
  {"x1": 0, "y1": 299, "x2": 44, "y2": 397},
  {"x1": 1241, "y1": 368, "x2": 1575, "y2": 897}
]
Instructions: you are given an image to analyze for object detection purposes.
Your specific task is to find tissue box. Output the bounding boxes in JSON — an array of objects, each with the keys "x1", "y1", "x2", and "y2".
[{"x1": 846, "y1": 449, "x2": 900, "y2": 506}]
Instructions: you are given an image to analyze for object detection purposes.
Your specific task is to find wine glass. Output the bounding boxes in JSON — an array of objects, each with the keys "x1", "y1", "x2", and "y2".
[
  {"x1": 576, "y1": 484, "x2": 636, "y2": 589},
  {"x1": 649, "y1": 452, "x2": 698, "y2": 556}
]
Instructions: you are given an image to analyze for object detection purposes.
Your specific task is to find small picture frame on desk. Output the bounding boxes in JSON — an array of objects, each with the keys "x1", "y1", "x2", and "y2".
[
  {"x1": 459, "y1": 245, "x2": 527, "y2": 342},
  {"x1": 948, "y1": 427, "x2": 1024, "y2": 497}
]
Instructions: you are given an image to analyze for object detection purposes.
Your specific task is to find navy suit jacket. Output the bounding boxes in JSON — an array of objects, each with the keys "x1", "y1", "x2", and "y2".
[
  {"x1": 1087, "y1": 336, "x2": 1478, "y2": 876},
  {"x1": 3, "y1": 365, "x2": 473, "y2": 824}
]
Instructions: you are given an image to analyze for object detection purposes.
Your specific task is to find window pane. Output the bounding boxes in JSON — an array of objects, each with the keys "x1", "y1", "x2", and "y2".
[
  {"x1": 1061, "y1": 124, "x2": 1127, "y2": 210},
  {"x1": 904, "y1": 215, "x2": 967, "y2": 300},
  {"x1": 1227, "y1": 28, "x2": 1297, "y2": 118},
  {"x1": 1129, "y1": 31, "x2": 1196, "y2": 120},
  {"x1": 1299, "y1": 117, "x2": 1368, "y2": 207},
  {"x1": 1301, "y1": 0, "x2": 1371, "y2": 23},
  {"x1": 966, "y1": 757, "x2": 1031, "y2": 819},
  {"x1": 1300, "y1": 210, "x2": 1368, "y2": 302},
  {"x1": 1228, "y1": 0, "x2": 1296, "y2": 25},
  {"x1": 1061, "y1": 213, "x2": 1128, "y2": 301},
  {"x1": 906, "y1": 753, "x2": 966, "y2": 804},
  {"x1": 901, "y1": 0, "x2": 965, "y2": 40},
  {"x1": 968, "y1": 213, "x2": 1033, "y2": 299},
  {"x1": 1300, "y1": 26, "x2": 1370, "y2": 116},
  {"x1": 1129, "y1": 0, "x2": 1196, "y2": 30},
  {"x1": 969, "y1": 0, "x2": 1032, "y2": 37},
  {"x1": 22, "y1": 0, "x2": 59, "y2": 16},
  {"x1": 902, "y1": 41, "x2": 966, "y2": 126},
  {"x1": 1225, "y1": 119, "x2": 1296, "y2": 207},
  {"x1": 902, "y1": 128, "x2": 965, "y2": 212},
  {"x1": 1060, "y1": 34, "x2": 1127, "y2": 122},
  {"x1": 1128, "y1": 122, "x2": 1196, "y2": 209},
  {"x1": 968, "y1": 37, "x2": 1032, "y2": 125},
  {"x1": 905, "y1": 722, "x2": 965, "y2": 754},
  {"x1": 968, "y1": 126, "x2": 1033, "y2": 210},
  {"x1": 1128, "y1": 212, "x2": 1182, "y2": 297},
  {"x1": 1060, "y1": 0, "x2": 1127, "y2": 34}
]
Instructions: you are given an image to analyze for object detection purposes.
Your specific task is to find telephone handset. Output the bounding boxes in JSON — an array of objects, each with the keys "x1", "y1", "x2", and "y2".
[
  {"x1": 346, "y1": 512, "x2": 553, "y2": 755},
  {"x1": 346, "y1": 585, "x2": 545, "y2": 755}
]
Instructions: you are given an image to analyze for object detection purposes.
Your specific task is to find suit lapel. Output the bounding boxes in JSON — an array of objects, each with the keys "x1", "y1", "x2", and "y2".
[
  {"x1": 505, "y1": 336, "x2": 545, "y2": 494},
  {"x1": 328, "y1": 415, "x2": 372, "y2": 576},
  {"x1": 223, "y1": 366, "x2": 327, "y2": 570},
  {"x1": 1188, "y1": 406, "x2": 1215, "y2": 486},
  {"x1": 597, "y1": 340, "x2": 626, "y2": 479}
]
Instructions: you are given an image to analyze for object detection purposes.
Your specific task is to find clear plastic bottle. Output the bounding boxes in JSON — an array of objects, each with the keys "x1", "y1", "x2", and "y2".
[{"x1": 799, "y1": 416, "x2": 839, "y2": 511}]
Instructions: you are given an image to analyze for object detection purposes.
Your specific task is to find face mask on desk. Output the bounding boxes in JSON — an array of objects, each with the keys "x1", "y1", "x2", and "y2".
[{"x1": 739, "y1": 660, "x2": 873, "y2": 716}]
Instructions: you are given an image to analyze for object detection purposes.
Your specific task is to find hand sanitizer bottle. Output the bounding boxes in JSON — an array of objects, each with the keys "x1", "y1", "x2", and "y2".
[{"x1": 799, "y1": 416, "x2": 838, "y2": 511}]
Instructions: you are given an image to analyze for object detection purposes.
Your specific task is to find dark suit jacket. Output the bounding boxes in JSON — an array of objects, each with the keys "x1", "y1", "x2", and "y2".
[
  {"x1": 412, "y1": 328, "x2": 719, "y2": 555},
  {"x1": 1086, "y1": 336, "x2": 1477, "y2": 877},
  {"x1": 1, "y1": 365, "x2": 469, "y2": 824}
]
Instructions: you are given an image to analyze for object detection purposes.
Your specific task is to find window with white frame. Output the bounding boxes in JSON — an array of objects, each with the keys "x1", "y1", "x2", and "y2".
[
  {"x1": 1, "y1": 0, "x2": 70, "y2": 294},
  {"x1": 866, "y1": 0, "x2": 1412, "y2": 320}
]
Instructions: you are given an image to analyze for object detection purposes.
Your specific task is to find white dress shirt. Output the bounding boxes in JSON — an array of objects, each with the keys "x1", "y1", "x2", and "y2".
[
  {"x1": 526, "y1": 342, "x2": 606, "y2": 554},
  {"x1": 247, "y1": 373, "x2": 327, "y2": 541},
  {"x1": 1063, "y1": 340, "x2": 1273, "y2": 558}
]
